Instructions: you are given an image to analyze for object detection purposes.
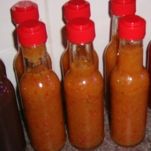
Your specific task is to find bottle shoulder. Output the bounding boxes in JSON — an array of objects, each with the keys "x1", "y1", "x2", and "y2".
[
  {"x1": 104, "y1": 36, "x2": 119, "y2": 55},
  {"x1": 14, "y1": 50, "x2": 21, "y2": 61},
  {"x1": 92, "y1": 49, "x2": 99, "y2": 61},
  {"x1": 147, "y1": 40, "x2": 151, "y2": 52},
  {"x1": 65, "y1": 68, "x2": 103, "y2": 87},
  {"x1": 64, "y1": 69, "x2": 103, "y2": 96},
  {"x1": 13, "y1": 51, "x2": 22, "y2": 67},
  {"x1": 111, "y1": 67, "x2": 149, "y2": 87},
  {"x1": 20, "y1": 66, "x2": 60, "y2": 89},
  {"x1": 0, "y1": 76, "x2": 15, "y2": 95},
  {"x1": 60, "y1": 49, "x2": 69, "y2": 64},
  {"x1": 0, "y1": 60, "x2": 6, "y2": 76}
]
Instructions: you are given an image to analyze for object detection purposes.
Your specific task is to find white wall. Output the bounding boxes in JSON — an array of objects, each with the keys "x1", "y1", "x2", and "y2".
[{"x1": 0, "y1": 0, "x2": 151, "y2": 87}]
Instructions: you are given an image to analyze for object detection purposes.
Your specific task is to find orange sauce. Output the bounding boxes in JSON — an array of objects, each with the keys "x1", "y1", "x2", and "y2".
[
  {"x1": 110, "y1": 44, "x2": 149, "y2": 146},
  {"x1": 61, "y1": 48, "x2": 98, "y2": 77},
  {"x1": 20, "y1": 45, "x2": 66, "y2": 151},
  {"x1": 104, "y1": 35, "x2": 118, "y2": 95},
  {"x1": 14, "y1": 49, "x2": 52, "y2": 81},
  {"x1": 64, "y1": 59, "x2": 104, "y2": 149}
]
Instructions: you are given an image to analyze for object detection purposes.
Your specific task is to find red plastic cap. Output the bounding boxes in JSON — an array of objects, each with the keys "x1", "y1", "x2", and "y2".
[
  {"x1": 11, "y1": 0, "x2": 39, "y2": 25},
  {"x1": 118, "y1": 15, "x2": 146, "y2": 40},
  {"x1": 110, "y1": 0, "x2": 136, "y2": 16},
  {"x1": 17, "y1": 20, "x2": 47, "y2": 47},
  {"x1": 63, "y1": 0, "x2": 90, "y2": 23},
  {"x1": 66, "y1": 18, "x2": 95, "y2": 44}
]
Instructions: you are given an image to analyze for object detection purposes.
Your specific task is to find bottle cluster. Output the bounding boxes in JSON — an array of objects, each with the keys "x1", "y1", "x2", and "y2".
[{"x1": 0, "y1": 0, "x2": 150, "y2": 151}]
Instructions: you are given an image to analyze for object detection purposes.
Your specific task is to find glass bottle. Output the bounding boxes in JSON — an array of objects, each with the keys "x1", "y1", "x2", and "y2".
[
  {"x1": 0, "y1": 62, "x2": 26, "y2": 151},
  {"x1": 11, "y1": 1, "x2": 42, "y2": 128},
  {"x1": 61, "y1": 0, "x2": 98, "y2": 78},
  {"x1": 110, "y1": 15, "x2": 149, "y2": 146},
  {"x1": 146, "y1": 39, "x2": 151, "y2": 108},
  {"x1": 18, "y1": 20, "x2": 66, "y2": 151},
  {"x1": 0, "y1": 59, "x2": 6, "y2": 76},
  {"x1": 11, "y1": 0, "x2": 52, "y2": 81},
  {"x1": 103, "y1": 0, "x2": 136, "y2": 104},
  {"x1": 64, "y1": 18, "x2": 104, "y2": 149}
]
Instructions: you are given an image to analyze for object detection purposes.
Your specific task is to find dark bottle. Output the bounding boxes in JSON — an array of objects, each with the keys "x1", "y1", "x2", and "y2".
[
  {"x1": 0, "y1": 62, "x2": 26, "y2": 151},
  {"x1": 146, "y1": 40, "x2": 151, "y2": 108},
  {"x1": 0, "y1": 59, "x2": 6, "y2": 76}
]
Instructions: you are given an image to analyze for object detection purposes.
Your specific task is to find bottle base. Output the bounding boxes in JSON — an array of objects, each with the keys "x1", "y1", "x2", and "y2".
[
  {"x1": 111, "y1": 135, "x2": 145, "y2": 147},
  {"x1": 70, "y1": 138, "x2": 104, "y2": 151}
]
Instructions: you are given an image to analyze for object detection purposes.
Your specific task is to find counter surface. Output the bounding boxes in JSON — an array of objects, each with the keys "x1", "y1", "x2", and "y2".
[{"x1": 26, "y1": 109, "x2": 151, "y2": 151}]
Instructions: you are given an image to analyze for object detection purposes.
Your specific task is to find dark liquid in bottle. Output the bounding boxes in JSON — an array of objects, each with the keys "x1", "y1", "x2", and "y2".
[
  {"x1": 0, "y1": 59, "x2": 6, "y2": 76},
  {"x1": 0, "y1": 73, "x2": 26, "y2": 151},
  {"x1": 147, "y1": 42, "x2": 151, "y2": 108}
]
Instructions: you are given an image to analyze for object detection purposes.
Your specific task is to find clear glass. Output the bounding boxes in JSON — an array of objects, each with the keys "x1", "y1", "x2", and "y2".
[
  {"x1": 64, "y1": 42, "x2": 104, "y2": 150},
  {"x1": 103, "y1": 15, "x2": 119, "y2": 103},
  {"x1": 110, "y1": 15, "x2": 119, "y2": 38},
  {"x1": 13, "y1": 27, "x2": 52, "y2": 130},
  {"x1": 13, "y1": 24, "x2": 52, "y2": 82},
  {"x1": 20, "y1": 44, "x2": 66, "y2": 151},
  {"x1": 14, "y1": 46, "x2": 52, "y2": 82},
  {"x1": 61, "y1": 41, "x2": 99, "y2": 79},
  {"x1": 110, "y1": 39, "x2": 149, "y2": 146}
]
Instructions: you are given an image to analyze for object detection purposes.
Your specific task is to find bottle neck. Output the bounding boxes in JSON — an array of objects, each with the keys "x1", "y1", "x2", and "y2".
[
  {"x1": 117, "y1": 39, "x2": 143, "y2": 72},
  {"x1": 14, "y1": 24, "x2": 20, "y2": 51},
  {"x1": 21, "y1": 43, "x2": 50, "y2": 72},
  {"x1": 68, "y1": 41, "x2": 95, "y2": 73},
  {"x1": 110, "y1": 15, "x2": 119, "y2": 39}
]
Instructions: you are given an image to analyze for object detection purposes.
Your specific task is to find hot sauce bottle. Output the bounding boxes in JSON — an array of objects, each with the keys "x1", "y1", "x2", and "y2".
[
  {"x1": 146, "y1": 37, "x2": 151, "y2": 108},
  {"x1": 103, "y1": 0, "x2": 136, "y2": 103},
  {"x1": 110, "y1": 15, "x2": 149, "y2": 146},
  {"x1": 11, "y1": 0, "x2": 52, "y2": 81},
  {"x1": 61, "y1": 0, "x2": 98, "y2": 78},
  {"x1": 18, "y1": 20, "x2": 66, "y2": 151},
  {"x1": 64, "y1": 18, "x2": 104, "y2": 149},
  {"x1": 11, "y1": 1, "x2": 42, "y2": 128},
  {"x1": 0, "y1": 59, "x2": 6, "y2": 76},
  {"x1": 0, "y1": 62, "x2": 26, "y2": 151},
  {"x1": 11, "y1": 1, "x2": 39, "y2": 81}
]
